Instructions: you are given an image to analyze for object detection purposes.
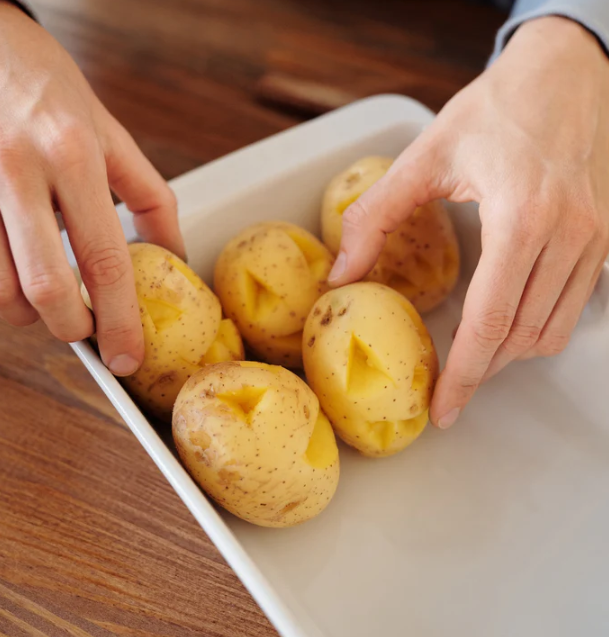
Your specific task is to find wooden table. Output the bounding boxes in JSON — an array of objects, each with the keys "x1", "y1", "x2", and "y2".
[{"x1": 0, "y1": 1, "x2": 505, "y2": 635}]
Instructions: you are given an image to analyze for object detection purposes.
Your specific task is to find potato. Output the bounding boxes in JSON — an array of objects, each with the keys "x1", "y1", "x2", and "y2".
[
  {"x1": 83, "y1": 243, "x2": 244, "y2": 421},
  {"x1": 321, "y1": 156, "x2": 460, "y2": 313},
  {"x1": 200, "y1": 318, "x2": 244, "y2": 365},
  {"x1": 172, "y1": 361, "x2": 340, "y2": 527},
  {"x1": 321, "y1": 156, "x2": 393, "y2": 255},
  {"x1": 303, "y1": 282, "x2": 438, "y2": 458},
  {"x1": 214, "y1": 221, "x2": 333, "y2": 367}
]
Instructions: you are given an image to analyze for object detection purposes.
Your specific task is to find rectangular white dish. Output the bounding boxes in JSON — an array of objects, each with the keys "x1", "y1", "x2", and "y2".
[{"x1": 64, "y1": 95, "x2": 609, "y2": 637}]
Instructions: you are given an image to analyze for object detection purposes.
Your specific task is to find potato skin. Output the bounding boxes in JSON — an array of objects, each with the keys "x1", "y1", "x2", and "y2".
[
  {"x1": 321, "y1": 156, "x2": 460, "y2": 313},
  {"x1": 172, "y1": 361, "x2": 340, "y2": 527},
  {"x1": 214, "y1": 221, "x2": 333, "y2": 367},
  {"x1": 87, "y1": 243, "x2": 243, "y2": 421},
  {"x1": 366, "y1": 201, "x2": 460, "y2": 313},
  {"x1": 321, "y1": 156, "x2": 393, "y2": 255},
  {"x1": 303, "y1": 282, "x2": 438, "y2": 458}
]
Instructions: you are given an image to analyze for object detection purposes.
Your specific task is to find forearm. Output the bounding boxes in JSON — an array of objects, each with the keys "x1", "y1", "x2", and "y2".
[{"x1": 491, "y1": 0, "x2": 609, "y2": 61}]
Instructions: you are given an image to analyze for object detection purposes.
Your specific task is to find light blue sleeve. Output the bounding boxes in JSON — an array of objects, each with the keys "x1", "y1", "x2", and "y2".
[{"x1": 490, "y1": 0, "x2": 609, "y2": 62}]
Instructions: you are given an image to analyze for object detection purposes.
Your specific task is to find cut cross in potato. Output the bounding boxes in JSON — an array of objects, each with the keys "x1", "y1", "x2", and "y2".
[
  {"x1": 411, "y1": 364, "x2": 428, "y2": 391},
  {"x1": 346, "y1": 334, "x2": 394, "y2": 396},
  {"x1": 286, "y1": 231, "x2": 331, "y2": 281},
  {"x1": 365, "y1": 412, "x2": 429, "y2": 453},
  {"x1": 173, "y1": 362, "x2": 339, "y2": 527},
  {"x1": 304, "y1": 411, "x2": 339, "y2": 469},
  {"x1": 216, "y1": 386, "x2": 268, "y2": 426},
  {"x1": 142, "y1": 298, "x2": 183, "y2": 331},
  {"x1": 304, "y1": 282, "x2": 439, "y2": 458},
  {"x1": 200, "y1": 319, "x2": 244, "y2": 366},
  {"x1": 167, "y1": 255, "x2": 205, "y2": 288},
  {"x1": 366, "y1": 420, "x2": 396, "y2": 451},
  {"x1": 215, "y1": 222, "x2": 333, "y2": 367},
  {"x1": 397, "y1": 412, "x2": 429, "y2": 443},
  {"x1": 243, "y1": 270, "x2": 283, "y2": 320}
]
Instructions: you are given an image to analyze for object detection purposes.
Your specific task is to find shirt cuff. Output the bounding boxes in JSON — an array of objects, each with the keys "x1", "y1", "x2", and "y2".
[
  {"x1": 489, "y1": 0, "x2": 609, "y2": 64},
  {"x1": 3, "y1": 0, "x2": 37, "y2": 20}
]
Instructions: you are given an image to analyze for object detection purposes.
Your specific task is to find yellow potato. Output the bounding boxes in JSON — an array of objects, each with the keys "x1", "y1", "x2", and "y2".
[
  {"x1": 200, "y1": 318, "x2": 244, "y2": 365},
  {"x1": 303, "y1": 282, "x2": 438, "y2": 458},
  {"x1": 173, "y1": 361, "x2": 340, "y2": 527},
  {"x1": 83, "y1": 243, "x2": 244, "y2": 421},
  {"x1": 321, "y1": 156, "x2": 394, "y2": 255},
  {"x1": 321, "y1": 156, "x2": 460, "y2": 313},
  {"x1": 214, "y1": 221, "x2": 333, "y2": 367}
]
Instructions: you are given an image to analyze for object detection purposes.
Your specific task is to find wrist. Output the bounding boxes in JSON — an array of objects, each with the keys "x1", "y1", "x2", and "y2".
[
  {"x1": 509, "y1": 16, "x2": 606, "y2": 65},
  {"x1": 502, "y1": 15, "x2": 609, "y2": 88}
]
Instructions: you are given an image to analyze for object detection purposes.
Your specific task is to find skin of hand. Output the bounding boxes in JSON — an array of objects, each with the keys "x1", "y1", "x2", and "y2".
[
  {"x1": 0, "y1": 2, "x2": 185, "y2": 376},
  {"x1": 328, "y1": 16, "x2": 609, "y2": 429}
]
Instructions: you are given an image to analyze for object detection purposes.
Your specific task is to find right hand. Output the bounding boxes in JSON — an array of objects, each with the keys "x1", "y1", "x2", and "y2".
[
  {"x1": 0, "y1": 3, "x2": 185, "y2": 375},
  {"x1": 327, "y1": 16, "x2": 609, "y2": 429}
]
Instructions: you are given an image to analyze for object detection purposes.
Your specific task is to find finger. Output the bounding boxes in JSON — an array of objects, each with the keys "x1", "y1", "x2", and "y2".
[
  {"x1": 0, "y1": 213, "x2": 39, "y2": 326},
  {"x1": 328, "y1": 132, "x2": 449, "y2": 286},
  {"x1": 54, "y1": 133, "x2": 144, "y2": 376},
  {"x1": 0, "y1": 170, "x2": 93, "y2": 341},
  {"x1": 430, "y1": 221, "x2": 541, "y2": 428},
  {"x1": 482, "y1": 241, "x2": 579, "y2": 380},
  {"x1": 520, "y1": 252, "x2": 604, "y2": 360},
  {"x1": 583, "y1": 258, "x2": 608, "y2": 306},
  {"x1": 103, "y1": 116, "x2": 185, "y2": 260}
]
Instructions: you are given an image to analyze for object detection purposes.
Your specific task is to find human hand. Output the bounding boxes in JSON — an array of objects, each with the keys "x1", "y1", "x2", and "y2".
[
  {"x1": 0, "y1": 3, "x2": 185, "y2": 375},
  {"x1": 328, "y1": 16, "x2": 609, "y2": 428}
]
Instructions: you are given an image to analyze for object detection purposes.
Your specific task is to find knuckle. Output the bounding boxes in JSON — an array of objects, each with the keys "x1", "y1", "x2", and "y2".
[
  {"x1": 80, "y1": 244, "x2": 130, "y2": 289},
  {"x1": 44, "y1": 119, "x2": 97, "y2": 169},
  {"x1": 0, "y1": 273, "x2": 21, "y2": 308},
  {"x1": 342, "y1": 198, "x2": 371, "y2": 230},
  {"x1": 53, "y1": 321, "x2": 94, "y2": 343},
  {"x1": 455, "y1": 377, "x2": 479, "y2": 394},
  {"x1": 502, "y1": 320, "x2": 542, "y2": 355},
  {"x1": 0, "y1": 138, "x2": 31, "y2": 187},
  {"x1": 23, "y1": 270, "x2": 72, "y2": 308},
  {"x1": 509, "y1": 217, "x2": 546, "y2": 251},
  {"x1": 569, "y1": 208, "x2": 598, "y2": 247},
  {"x1": 470, "y1": 309, "x2": 514, "y2": 350},
  {"x1": 0, "y1": 137, "x2": 20, "y2": 165},
  {"x1": 594, "y1": 212, "x2": 609, "y2": 252},
  {"x1": 149, "y1": 184, "x2": 179, "y2": 218},
  {"x1": 536, "y1": 331, "x2": 571, "y2": 357},
  {"x1": 99, "y1": 321, "x2": 141, "y2": 348},
  {"x1": 9, "y1": 312, "x2": 39, "y2": 328},
  {"x1": 161, "y1": 186, "x2": 178, "y2": 213}
]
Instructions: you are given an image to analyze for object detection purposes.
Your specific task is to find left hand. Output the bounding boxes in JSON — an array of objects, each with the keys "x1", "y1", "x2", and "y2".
[{"x1": 327, "y1": 16, "x2": 609, "y2": 429}]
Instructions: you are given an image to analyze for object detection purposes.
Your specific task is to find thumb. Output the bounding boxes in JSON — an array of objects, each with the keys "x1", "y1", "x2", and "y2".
[
  {"x1": 103, "y1": 116, "x2": 186, "y2": 260},
  {"x1": 328, "y1": 134, "x2": 448, "y2": 286}
]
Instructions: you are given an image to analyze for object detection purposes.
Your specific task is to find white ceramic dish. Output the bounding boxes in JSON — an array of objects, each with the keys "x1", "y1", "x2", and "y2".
[{"x1": 64, "y1": 95, "x2": 609, "y2": 637}]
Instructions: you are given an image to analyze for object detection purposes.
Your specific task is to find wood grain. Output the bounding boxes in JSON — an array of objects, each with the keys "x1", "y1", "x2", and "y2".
[{"x1": 0, "y1": 0, "x2": 505, "y2": 635}]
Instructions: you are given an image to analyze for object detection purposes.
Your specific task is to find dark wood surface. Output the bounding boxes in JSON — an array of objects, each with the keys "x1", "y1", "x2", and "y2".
[{"x1": 0, "y1": 1, "x2": 505, "y2": 635}]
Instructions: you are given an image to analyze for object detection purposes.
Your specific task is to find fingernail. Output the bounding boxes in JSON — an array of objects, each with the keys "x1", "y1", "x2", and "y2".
[
  {"x1": 437, "y1": 407, "x2": 460, "y2": 429},
  {"x1": 328, "y1": 251, "x2": 347, "y2": 283},
  {"x1": 108, "y1": 354, "x2": 140, "y2": 377}
]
